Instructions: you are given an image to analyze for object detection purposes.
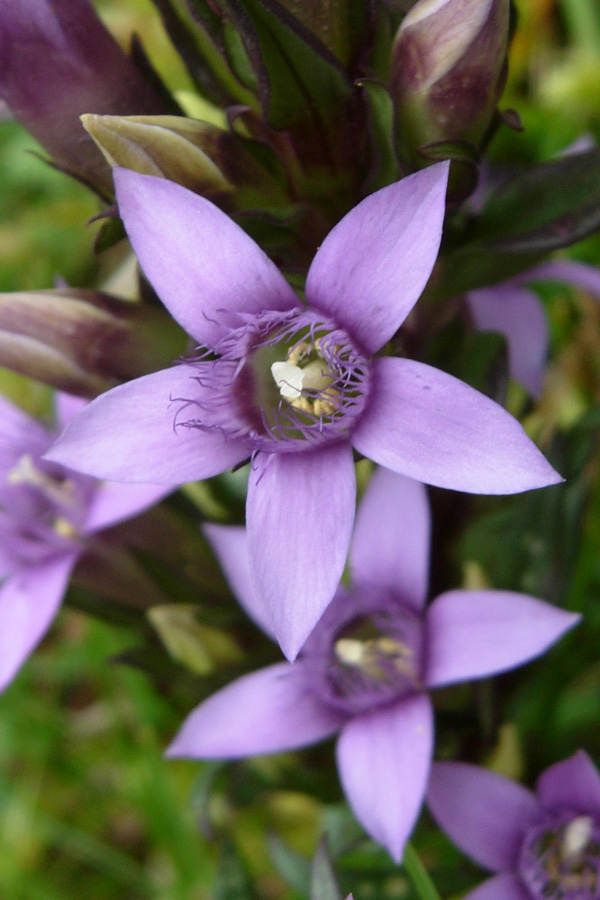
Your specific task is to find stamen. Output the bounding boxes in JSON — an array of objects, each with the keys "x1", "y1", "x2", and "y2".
[
  {"x1": 561, "y1": 817, "x2": 594, "y2": 863},
  {"x1": 7, "y1": 454, "x2": 76, "y2": 508}
]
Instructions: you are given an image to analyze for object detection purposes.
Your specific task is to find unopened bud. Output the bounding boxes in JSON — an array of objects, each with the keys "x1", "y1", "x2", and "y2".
[
  {"x1": 0, "y1": 289, "x2": 187, "y2": 396},
  {"x1": 392, "y1": 0, "x2": 510, "y2": 165},
  {"x1": 0, "y1": 0, "x2": 169, "y2": 196},
  {"x1": 82, "y1": 114, "x2": 285, "y2": 208}
]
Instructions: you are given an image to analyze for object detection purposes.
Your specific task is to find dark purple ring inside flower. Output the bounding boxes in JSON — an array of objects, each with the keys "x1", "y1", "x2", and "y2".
[
  {"x1": 173, "y1": 308, "x2": 371, "y2": 454},
  {"x1": 519, "y1": 810, "x2": 600, "y2": 900}
]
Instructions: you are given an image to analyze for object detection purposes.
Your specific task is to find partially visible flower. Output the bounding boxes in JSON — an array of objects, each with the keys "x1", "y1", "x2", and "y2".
[
  {"x1": 467, "y1": 259, "x2": 600, "y2": 396},
  {"x1": 0, "y1": 391, "x2": 168, "y2": 692},
  {"x1": 47, "y1": 163, "x2": 562, "y2": 660},
  {"x1": 167, "y1": 468, "x2": 578, "y2": 861},
  {"x1": 0, "y1": 0, "x2": 169, "y2": 195},
  {"x1": 427, "y1": 751, "x2": 600, "y2": 900}
]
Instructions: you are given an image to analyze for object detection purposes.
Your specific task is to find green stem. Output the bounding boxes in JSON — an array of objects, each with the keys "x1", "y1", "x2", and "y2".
[{"x1": 403, "y1": 842, "x2": 443, "y2": 900}]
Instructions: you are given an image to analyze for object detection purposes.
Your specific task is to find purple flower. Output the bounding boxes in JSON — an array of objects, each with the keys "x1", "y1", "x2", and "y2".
[
  {"x1": 467, "y1": 259, "x2": 600, "y2": 397},
  {"x1": 166, "y1": 467, "x2": 578, "y2": 861},
  {"x1": 47, "y1": 162, "x2": 561, "y2": 660},
  {"x1": 0, "y1": 391, "x2": 168, "y2": 692},
  {"x1": 427, "y1": 751, "x2": 600, "y2": 900}
]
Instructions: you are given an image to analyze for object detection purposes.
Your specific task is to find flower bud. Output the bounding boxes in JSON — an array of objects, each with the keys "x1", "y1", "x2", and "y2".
[
  {"x1": 0, "y1": 289, "x2": 188, "y2": 396},
  {"x1": 0, "y1": 0, "x2": 169, "y2": 196},
  {"x1": 391, "y1": 0, "x2": 510, "y2": 164},
  {"x1": 81, "y1": 114, "x2": 282, "y2": 207}
]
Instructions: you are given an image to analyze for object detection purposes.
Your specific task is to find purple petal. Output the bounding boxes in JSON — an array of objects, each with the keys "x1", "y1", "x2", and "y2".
[
  {"x1": 466, "y1": 285, "x2": 548, "y2": 397},
  {"x1": 45, "y1": 366, "x2": 249, "y2": 483},
  {"x1": 336, "y1": 694, "x2": 433, "y2": 862},
  {"x1": 522, "y1": 259, "x2": 600, "y2": 297},
  {"x1": 425, "y1": 590, "x2": 579, "y2": 688},
  {"x1": 349, "y1": 467, "x2": 430, "y2": 610},
  {"x1": 306, "y1": 163, "x2": 449, "y2": 354},
  {"x1": 0, "y1": 393, "x2": 50, "y2": 475},
  {"x1": 0, "y1": 552, "x2": 78, "y2": 692},
  {"x1": 351, "y1": 358, "x2": 562, "y2": 494},
  {"x1": 247, "y1": 445, "x2": 356, "y2": 661},
  {"x1": 460, "y1": 874, "x2": 530, "y2": 900},
  {"x1": 427, "y1": 762, "x2": 541, "y2": 871},
  {"x1": 114, "y1": 168, "x2": 299, "y2": 348},
  {"x1": 203, "y1": 524, "x2": 275, "y2": 638},
  {"x1": 166, "y1": 662, "x2": 345, "y2": 758},
  {"x1": 83, "y1": 482, "x2": 173, "y2": 535},
  {"x1": 537, "y1": 751, "x2": 600, "y2": 816}
]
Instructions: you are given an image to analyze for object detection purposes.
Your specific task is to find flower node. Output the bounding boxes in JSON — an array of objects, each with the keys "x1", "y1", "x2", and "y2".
[
  {"x1": 519, "y1": 812, "x2": 600, "y2": 900},
  {"x1": 302, "y1": 586, "x2": 425, "y2": 716}
]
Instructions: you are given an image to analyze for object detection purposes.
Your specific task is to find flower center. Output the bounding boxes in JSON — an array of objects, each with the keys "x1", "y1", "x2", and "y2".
[
  {"x1": 519, "y1": 812, "x2": 600, "y2": 900},
  {"x1": 3, "y1": 453, "x2": 87, "y2": 563},
  {"x1": 270, "y1": 338, "x2": 339, "y2": 417},
  {"x1": 179, "y1": 309, "x2": 371, "y2": 453},
  {"x1": 302, "y1": 586, "x2": 424, "y2": 716}
]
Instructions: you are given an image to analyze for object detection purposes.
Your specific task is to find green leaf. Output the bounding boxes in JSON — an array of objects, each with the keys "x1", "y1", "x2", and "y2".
[
  {"x1": 222, "y1": 0, "x2": 352, "y2": 141},
  {"x1": 310, "y1": 838, "x2": 344, "y2": 900},
  {"x1": 358, "y1": 79, "x2": 400, "y2": 192},
  {"x1": 474, "y1": 147, "x2": 600, "y2": 253},
  {"x1": 430, "y1": 148, "x2": 600, "y2": 298},
  {"x1": 268, "y1": 833, "x2": 311, "y2": 896},
  {"x1": 214, "y1": 841, "x2": 257, "y2": 900}
]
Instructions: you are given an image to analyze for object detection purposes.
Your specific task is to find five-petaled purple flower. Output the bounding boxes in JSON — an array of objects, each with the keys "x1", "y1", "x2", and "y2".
[
  {"x1": 0, "y1": 391, "x2": 167, "y2": 692},
  {"x1": 166, "y1": 467, "x2": 578, "y2": 861},
  {"x1": 427, "y1": 751, "x2": 600, "y2": 900},
  {"x1": 48, "y1": 161, "x2": 561, "y2": 660}
]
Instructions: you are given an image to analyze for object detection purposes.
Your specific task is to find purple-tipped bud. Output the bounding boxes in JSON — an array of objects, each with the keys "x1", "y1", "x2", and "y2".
[
  {"x1": 0, "y1": 0, "x2": 169, "y2": 196},
  {"x1": 81, "y1": 114, "x2": 285, "y2": 208},
  {"x1": 391, "y1": 0, "x2": 510, "y2": 165},
  {"x1": 0, "y1": 289, "x2": 187, "y2": 396}
]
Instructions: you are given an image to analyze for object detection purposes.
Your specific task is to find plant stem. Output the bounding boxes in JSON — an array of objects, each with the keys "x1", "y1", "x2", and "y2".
[{"x1": 403, "y1": 842, "x2": 443, "y2": 900}]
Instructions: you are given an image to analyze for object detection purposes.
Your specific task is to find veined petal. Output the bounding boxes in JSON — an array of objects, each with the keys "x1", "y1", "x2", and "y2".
[
  {"x1": 537, "y1": 751, "x2": 600, "y2": 816},
  {"x1": 203, "y1": 524, "x2": 275, "y2": 639},
  {"x1": 349, "y1": 467, "x2": 430, "y2": 610},
  {"x1": 351, "y1": 358, "x2": 562, "y2": 494},
  {"x1": 424, "y1": 590, "x2": 579, "y2": 688},
  {"x1": 84, "y1": 482, "x2": 173, "y2": 535},
  {"x1": 114, "y1": 169, "x2": 299, "y2": 348},
  {"x1": 306, "y1": 164, "x2": 449, "y2": 354},
  {"x1": 166, "y1": 662, "x2": 345, "y2": 758},
  {"x1": 467, "y1": 285, "x2": 548, "y2": 397},
  {"x1": 45, "y1": 366, "x2": 249, "y2": 484},
  {"x1": 0, "y1": 552, "x2": 78, "y2": 692},
  {"x1": 459, "y1": 874, "x2": 530, "y2": 900},
  {"x1": 427, "y1": 762, "x2": 540, "y2": 871},
  {"x1": 336, "y1": 694, "x2": 433, "y2": 862},
  {"x1": 247, "y1": 445, "x2": 356, "y2": 661}
]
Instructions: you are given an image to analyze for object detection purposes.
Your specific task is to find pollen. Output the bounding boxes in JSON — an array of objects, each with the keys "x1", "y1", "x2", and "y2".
[{"x1": 53, "y1": 516, "x2": 79, "y2": 540}]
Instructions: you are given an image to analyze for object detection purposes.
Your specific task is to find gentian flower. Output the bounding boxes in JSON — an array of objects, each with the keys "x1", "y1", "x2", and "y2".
[
  {"x1": 166, "y1": 468, "x2": 578, "y2": 861},
  {"x1": 427, "y1": 751, "x2": 600, "y2": 900},
  {"x1": 467, "y1": 259, "x2": 600, "y2": 396},
  {"x1": 0, "y1": 391, "x2": 168, "y2": 692},
  {"x1": 47, "y1": 162, "x2": 561, "y2": 659}
]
